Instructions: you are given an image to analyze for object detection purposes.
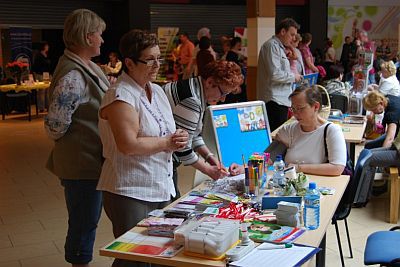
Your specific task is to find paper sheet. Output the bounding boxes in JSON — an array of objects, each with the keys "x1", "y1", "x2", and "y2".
[{"x1": 230, "y1": 244, "x2": 318, "y2": 267}]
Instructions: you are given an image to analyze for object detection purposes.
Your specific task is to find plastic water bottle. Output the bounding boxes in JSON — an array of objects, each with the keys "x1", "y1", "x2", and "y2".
[
  {"x1": 272, "y1": 155, "x2": 286, "y2": 195},
  {"x1": 304, "y1": 182, "x2": 320, "y2": 230}
]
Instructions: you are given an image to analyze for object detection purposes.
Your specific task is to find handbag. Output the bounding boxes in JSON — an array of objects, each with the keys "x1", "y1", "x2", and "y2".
[{"x1": 323, "y1": 123, "x2": 354, "y2": 177}]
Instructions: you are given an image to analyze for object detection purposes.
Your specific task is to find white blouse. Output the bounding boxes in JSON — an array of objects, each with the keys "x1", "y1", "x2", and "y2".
[
  {"x1": 276, "y1": 121, "x2": 346, "y2": 166},
  {"x1": 97, "y1": 72, "x2": 176, "y2": 202}
]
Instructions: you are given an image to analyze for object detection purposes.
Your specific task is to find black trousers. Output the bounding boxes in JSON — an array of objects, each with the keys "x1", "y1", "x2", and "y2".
[{"x1": 265, "y1": 101, "x2": 289, "y2": 132}]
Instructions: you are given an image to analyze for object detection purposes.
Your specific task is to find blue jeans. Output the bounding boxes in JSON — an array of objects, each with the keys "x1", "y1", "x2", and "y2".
[
  {"x1": 61, "y1": 179, "x2": 103, "y2": 264},
  {"x1": 362, "y1": 147, "x2": 400, "y2": 199},
  {"x1": 364, "y1": 134, "x2": 386, "y2": 149}
]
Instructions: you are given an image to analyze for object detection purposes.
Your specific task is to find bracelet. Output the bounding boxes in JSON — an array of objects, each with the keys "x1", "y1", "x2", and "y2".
[{"x1": 204, "y1": 152, "x2": 214, "y2": 163}]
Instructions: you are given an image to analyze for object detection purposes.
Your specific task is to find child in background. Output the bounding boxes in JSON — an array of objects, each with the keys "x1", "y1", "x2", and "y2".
[{"x1": 286, "y1": 34, "x2": 304, "y2": 77}]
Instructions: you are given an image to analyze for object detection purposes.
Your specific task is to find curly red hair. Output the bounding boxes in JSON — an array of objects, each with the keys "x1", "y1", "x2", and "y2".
[{"x1": 202, "y1": 61, "x2": 243, "y2": 90}]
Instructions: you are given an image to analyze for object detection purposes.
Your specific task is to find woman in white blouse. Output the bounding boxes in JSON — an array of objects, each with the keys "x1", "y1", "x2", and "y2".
[
  {"x1": 230, "y1": 85, "x2": 346, "y2": 176},
  {"x1": 97, "y1": 29, "x2": 188, "y2": 267},
  {"x1": 275, "y1": 85, "x2": 346, "y2": 175}
]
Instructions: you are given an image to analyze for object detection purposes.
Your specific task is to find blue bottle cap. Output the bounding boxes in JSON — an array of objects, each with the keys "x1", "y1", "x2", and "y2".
[
  {"x1": 309, "y1": 182, "x2": 316, "y2": 190},
  {"x1": 276, "y1": 154, "x2": 282, "y2": 161}
]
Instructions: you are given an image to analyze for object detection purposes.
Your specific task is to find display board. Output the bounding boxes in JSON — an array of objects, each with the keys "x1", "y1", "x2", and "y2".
[{"x1": 206, "y1": 101, "x2": 272, "y2": 167}]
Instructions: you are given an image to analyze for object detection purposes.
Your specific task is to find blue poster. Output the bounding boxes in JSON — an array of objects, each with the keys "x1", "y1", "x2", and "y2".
[{"x1": 10, "y1": 27, "x2": 32, "y2": 67}]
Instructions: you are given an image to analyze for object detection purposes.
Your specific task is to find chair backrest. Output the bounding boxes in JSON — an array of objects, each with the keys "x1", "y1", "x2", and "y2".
[
  {"x1": 334, "y1": 149, "x2": 372, "y2": 220},
  {"x1": 330, "y1": 94, "x2": 348, "y2": 114}
]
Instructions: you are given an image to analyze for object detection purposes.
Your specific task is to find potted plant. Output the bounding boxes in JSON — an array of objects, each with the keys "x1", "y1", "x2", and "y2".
[{"x1": 6, "y1": 61, "x2": 29, "y2": 85}]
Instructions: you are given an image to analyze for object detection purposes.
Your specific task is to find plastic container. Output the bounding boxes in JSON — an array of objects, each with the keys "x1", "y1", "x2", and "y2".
[
  {"x1": 177, "y1": 218, "x2": 240, "y2": 258},
  {"x1": 303, "y1": 182, "x2": 320, "y2": 230},
  {"x1": 272, "y1": 155, "x2": 286, "y2": 196}
]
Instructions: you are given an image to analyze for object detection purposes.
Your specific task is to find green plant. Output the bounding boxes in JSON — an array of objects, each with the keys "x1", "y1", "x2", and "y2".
[{"x1": 283, "y1": 173, "x2": 309, "y2": 196}]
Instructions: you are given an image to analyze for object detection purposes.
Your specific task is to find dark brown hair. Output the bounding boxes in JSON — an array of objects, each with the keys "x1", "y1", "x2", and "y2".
[
  {"x1": 289, "y1": 85, "x2": 322, "y2": 111},
  {"x1": 119, "y1": 29, "x2": 158, "y2": 69},
  {"x1": 275, "y1": 18, "x2": 300, "y2": 35},
  {"x1": 301, "y1": 33, "x2": 312, "y2": 44}
]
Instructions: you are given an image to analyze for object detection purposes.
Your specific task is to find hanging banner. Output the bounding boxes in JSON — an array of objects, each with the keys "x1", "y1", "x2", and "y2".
[
  {"x1": 10, "y1": 27, "x2": 32, "y2": 68},
  {"x1": 328, "y1": 5, "x2": 400, "y2": 59},
  {"x1": 157, "y1": 27, "x2": 179, "y2": 81}
]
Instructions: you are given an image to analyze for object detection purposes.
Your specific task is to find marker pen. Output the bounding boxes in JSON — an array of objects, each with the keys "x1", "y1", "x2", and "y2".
[
  {"x1": 257, "y1": 243, "x2": 293, "y2": 250},
  {"x1": 244, "y1": 166, "x2": 249, "y2": 194}
]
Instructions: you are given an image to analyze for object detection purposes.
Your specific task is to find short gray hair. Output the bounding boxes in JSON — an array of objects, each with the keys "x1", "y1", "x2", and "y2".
[
  {"x1": 197, "y1": 27, "x2": 210, "y2": 40},
  {"x1": 63, "y1": 9, "x2": 106, "y2": 49}
]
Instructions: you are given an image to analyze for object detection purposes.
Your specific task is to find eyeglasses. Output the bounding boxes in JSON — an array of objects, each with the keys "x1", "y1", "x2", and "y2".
[
  {"x1": 136, "y1": 58, "x2": 165, "y2": 67},
  {"x1": 289, "y1": 104, "x2": 309, "y2": 113},
  {"x1": 217, "y1": 85, "x2": 230, "y2": 98}
]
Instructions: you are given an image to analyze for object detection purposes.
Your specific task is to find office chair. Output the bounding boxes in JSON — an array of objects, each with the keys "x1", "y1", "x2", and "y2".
[
  {"x1": 364, "y1": 225, "x2": 400, "y2": 266},
  {"x1": 332, "y1": 149, "x2": 372, "y2": 267}
]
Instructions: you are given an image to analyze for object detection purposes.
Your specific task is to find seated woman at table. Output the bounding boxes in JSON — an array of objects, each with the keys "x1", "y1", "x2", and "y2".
[
  {"x1": 102, "y1": 51, "x2": 122, "y2": 77},
  {"x1": 230, "y1": 85, "x2": 346, "y2": 176},
  {"x1": 163, "y1": 60, "x2": 243, "y2": 199},
  {"x1": 96, "y1": 29, "x2": 188, "y2": 267},
  {"x1": 363, "y1": 91, "x2": 400, "y2": 149},
  {"x1": 367, "y1": 60, "x2": 400, "y2": 97}
]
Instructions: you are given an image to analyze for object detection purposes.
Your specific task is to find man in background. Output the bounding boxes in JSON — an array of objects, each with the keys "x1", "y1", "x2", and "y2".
[
  {"x1": 340, "y1": 36, "x2": 353, "y2": 81},
  {"x1": 32, "y1": 41, "x2": 51, "y2": 112},
  {"x1": 177, "y1": 32, "x2": 194, "y2": 80},
  {"x1": 257, "y1": 18, "x2": 302, "y2": 131}
]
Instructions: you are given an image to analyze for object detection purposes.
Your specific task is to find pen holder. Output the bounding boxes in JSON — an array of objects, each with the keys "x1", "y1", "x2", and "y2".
[{"x1": 246, "y1": 163, "x2": 259, "y2": 196}]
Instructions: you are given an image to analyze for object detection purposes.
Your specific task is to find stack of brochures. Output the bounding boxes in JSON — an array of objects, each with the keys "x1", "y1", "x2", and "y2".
[
  {"x1": 137, "y1": 217, "x2": 185, "y2": 238},
  {"x1": 343, "y1": 115, "x2": 365, "y2": 124}
]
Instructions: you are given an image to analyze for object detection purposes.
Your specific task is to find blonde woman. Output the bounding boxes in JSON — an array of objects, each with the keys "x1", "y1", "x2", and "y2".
[
  {"x1": 44, "y1": 9, "x2": 109, "y2": 267},
  {"x1": 368, "y1": 60, "x2": 400, "y2": 96},
  {"x1": 363, "y1": 91, "x2": 400, "y2": 149}
]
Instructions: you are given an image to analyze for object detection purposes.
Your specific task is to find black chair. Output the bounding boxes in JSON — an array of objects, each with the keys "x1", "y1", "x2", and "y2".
[
  {"x1": 330, "y1": 94, "x2": 348, "y2": 114},
  {"x1": 331, "y1": 149, "x2": 372, "y2": 267},
  {"x1": 3, "y1": 90, "x2": 32, "y2": 121}
]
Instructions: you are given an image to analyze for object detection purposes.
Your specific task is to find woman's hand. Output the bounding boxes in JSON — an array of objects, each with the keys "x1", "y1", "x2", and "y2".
[
  {"x1": 366, "y1": 112, "x2": 375, "y2": 122},
  {"x1": 204, "y1": 165, "x2": 229, "y2": 180},
  {"x1": 107, "y1": 75, "x2": 117, "y2": 84},
  {"x1": 228, "y1": 163, "x2": 245, "y2": 176},
  {"x1": 168, "y1": 129, "x2": 188, "y2": 151}
]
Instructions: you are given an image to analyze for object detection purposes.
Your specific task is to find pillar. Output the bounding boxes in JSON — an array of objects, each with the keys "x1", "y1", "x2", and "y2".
[{"x1": 246, "y1": 0, "x2": 276, "y2": 100}]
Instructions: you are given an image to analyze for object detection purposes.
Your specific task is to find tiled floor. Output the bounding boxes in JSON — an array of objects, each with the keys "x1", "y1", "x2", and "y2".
[{"x1": 0, "y1": 113, "x2": 398, "y2": 267}]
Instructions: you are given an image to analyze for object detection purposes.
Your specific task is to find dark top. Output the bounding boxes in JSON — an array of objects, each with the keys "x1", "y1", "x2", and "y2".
[
  {"x1": 32, "y1": 52, "x2": 51, "y2": 74},
  {"x1": 196, "y1": 49, "x2": 214, "y2": 77},
  {"x1": 383, "y1": 94, "x2": 400, "y2": 135},
  {"x1": 340, "y1": 43, "x2": 352, "y2": 63},
  {"x1": 226, "y1": 50, "x2": 240, "y2": 65}
]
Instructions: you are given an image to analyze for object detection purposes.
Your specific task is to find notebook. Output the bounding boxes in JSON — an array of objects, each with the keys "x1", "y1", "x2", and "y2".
[{"x1": 229, "y1": 243, "x2": 320, "y2": 267}]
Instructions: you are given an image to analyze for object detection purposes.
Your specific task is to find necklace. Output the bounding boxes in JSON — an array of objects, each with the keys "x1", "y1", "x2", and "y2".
[{"x1": 140, "y1": 85, "x2": 172, "y2": 137}]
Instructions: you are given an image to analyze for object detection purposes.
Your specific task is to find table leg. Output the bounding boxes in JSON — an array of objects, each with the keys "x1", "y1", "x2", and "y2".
[
  {"x1": 0, "y1": 92, "x2": 6, "y2": 120},
  {"x1": 33, "y1": 89, "x2": 38, "y2": 116},
  {"x1": 316, "y1": 234, "x2": 326, "y2": 267},
  {"x1": 390, "y1": 170, "x2": 400, "y2": 224},
  {"x1": 348, "y1": 143, "x2": 356, "y2": 165}
]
